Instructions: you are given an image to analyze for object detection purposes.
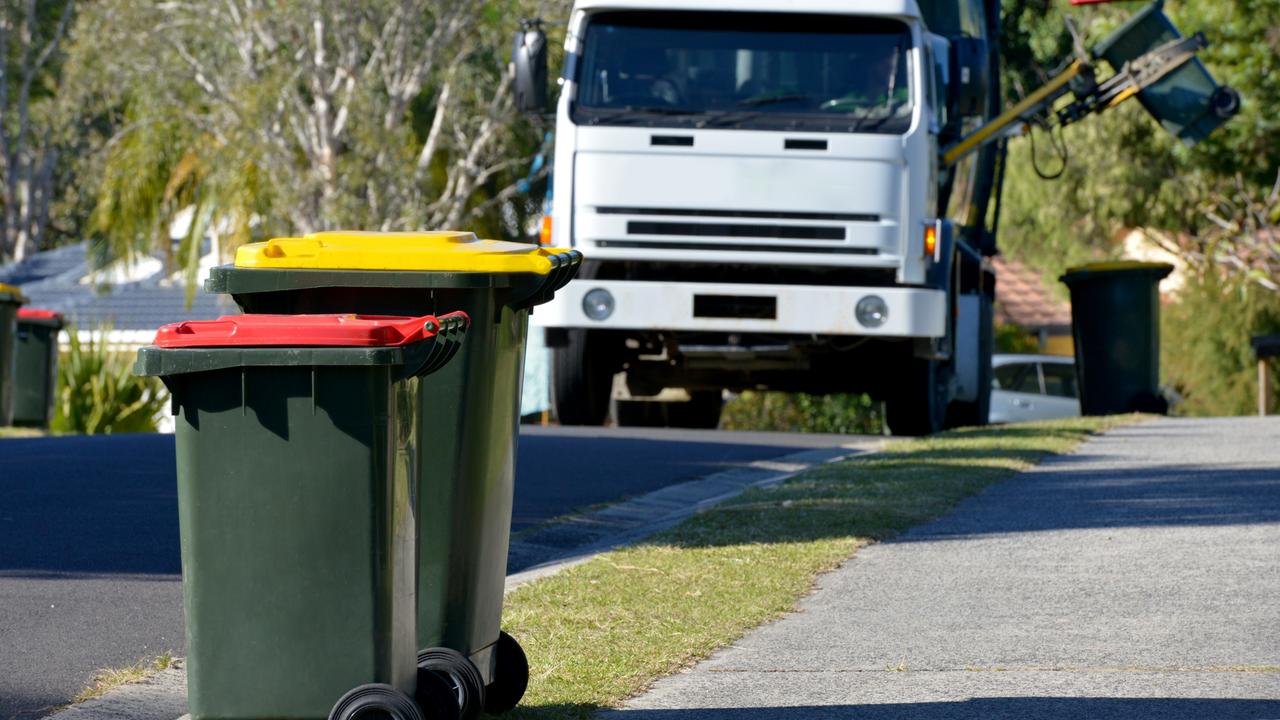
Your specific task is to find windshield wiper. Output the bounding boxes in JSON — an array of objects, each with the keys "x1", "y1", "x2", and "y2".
[
  {"x1": 579, "y1": 105, "x2": 702, "y2": 125},
  {"x1": 735, "y1": 94, "x2": 812, "y2": 108}
]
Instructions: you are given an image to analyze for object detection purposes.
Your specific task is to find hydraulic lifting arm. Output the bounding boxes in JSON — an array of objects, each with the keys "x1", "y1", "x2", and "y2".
[{"x1": 942, "y1": 32, "x2": 1220, "y2": 168}]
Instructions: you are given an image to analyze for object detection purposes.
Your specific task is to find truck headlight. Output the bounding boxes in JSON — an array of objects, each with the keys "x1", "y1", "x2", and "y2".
[
  {"x1": 855, "y1": 296, "x2": 889, "y2": 328},
  {"x1": 583, "y1": 288, "x2": 615, "y2": 321}
]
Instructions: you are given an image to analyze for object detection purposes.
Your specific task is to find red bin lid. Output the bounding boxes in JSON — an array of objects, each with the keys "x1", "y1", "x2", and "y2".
[
  {"x1": 152, "y1": 312, "x2": 466, "y2": 349},
  {"x1": 18, "y1": 308, "x2": 62, "y2": 320}
]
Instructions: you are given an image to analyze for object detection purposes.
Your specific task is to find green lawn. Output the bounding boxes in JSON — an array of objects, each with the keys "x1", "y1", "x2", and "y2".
[{"x1": 503, "y1": 417, "x2": 1140, "y2": 720}]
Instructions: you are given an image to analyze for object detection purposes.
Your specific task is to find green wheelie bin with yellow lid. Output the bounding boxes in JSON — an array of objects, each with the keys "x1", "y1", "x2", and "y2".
[{"x1": 206, "y1": 231, "x2": 581, "y2": 719}]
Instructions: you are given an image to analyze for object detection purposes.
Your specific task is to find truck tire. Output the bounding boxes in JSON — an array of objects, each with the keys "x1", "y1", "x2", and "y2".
[
  {"x1": 946, "y1": 296, "x2": 994, "y2": 429},
  {"x1": 885, "y1": 359, "x2": 948, "y2": 436},
  {"x1": 552, "y1": 329, "x2": 613, "y2": 426},
  {"x1": 615, "y1": 391, "x2": 722, "y2": 429}
]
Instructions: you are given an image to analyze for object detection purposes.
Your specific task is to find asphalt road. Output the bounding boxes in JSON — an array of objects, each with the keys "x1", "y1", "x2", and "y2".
[{"x1": 0, "y1": 427, "x2": 869, "y2": 720}]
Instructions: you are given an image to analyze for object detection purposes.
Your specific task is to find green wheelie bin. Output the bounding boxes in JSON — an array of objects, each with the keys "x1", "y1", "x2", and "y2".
[
  {"x1": 13, "y1": 308, "x2": 64, "y2": 427},
  {"x1": 1060, "y1": 262, "x2": 1174, "y2": 415},
  {"x1": 205, "y1": 231, "x2": 581, "y2": 719},
  {"x1": 0, "y1": 282, "x2": 28, "y2": 426},
  {"x1": 135, "y1": 311, "x2": 470, "y2": 720}
]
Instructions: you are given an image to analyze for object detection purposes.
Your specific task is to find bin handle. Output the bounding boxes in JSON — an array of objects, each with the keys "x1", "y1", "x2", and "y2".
[
  {"x1": 507, "y1": 250, "x2": 583, "y2": 310},
  {"x1": 398, "y1": 310, "x2": 470, "y2": 379}
]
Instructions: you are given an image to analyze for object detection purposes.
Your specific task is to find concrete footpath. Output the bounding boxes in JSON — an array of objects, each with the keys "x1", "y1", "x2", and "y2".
[{"x1": 608, "y1": 417, "x2": 1280, "y2": 719}]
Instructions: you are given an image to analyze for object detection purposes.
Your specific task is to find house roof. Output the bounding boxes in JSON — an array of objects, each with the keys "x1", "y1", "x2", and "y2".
[
  {"x1": 1, "y1": 242, "x2": 235, "y2": 332},
  {"x1": 992, "y1": 255, "x2": 1072, "y2": 332}
]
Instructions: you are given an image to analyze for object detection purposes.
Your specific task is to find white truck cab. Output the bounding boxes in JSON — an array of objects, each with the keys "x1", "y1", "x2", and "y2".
[{"x1": 521, "y1": 0, "x2": 1002, "y2": 433}]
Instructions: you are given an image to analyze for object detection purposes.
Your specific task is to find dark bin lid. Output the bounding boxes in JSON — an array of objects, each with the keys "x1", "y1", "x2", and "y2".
[
  {"x1": 1060, "y1": 261, "x2": 1174, "y2": 285},
  {"x1": 18, "y1": 308, "x2": 64, "y2": 326},
  {"x1": 153, "y1": 312, "x2": 468, "y2": 348}
]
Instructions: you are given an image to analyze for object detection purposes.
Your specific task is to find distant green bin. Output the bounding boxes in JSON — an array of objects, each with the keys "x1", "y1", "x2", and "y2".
[
  {"x1": 1060, "y1": 262, "x2": 1173, "y2": 415},
  {"x1": 0, "y1": 283, "x2": 28, "y2": 426},
  {"x1": 206, "y1": 231, "x2": 581, "y2": 718},
  {"x1": 13, "y1": 308, "x2": 64, "y2": 428},
  {"x1": 136, "y1": 312, "x2": 468, "y2": 720}
]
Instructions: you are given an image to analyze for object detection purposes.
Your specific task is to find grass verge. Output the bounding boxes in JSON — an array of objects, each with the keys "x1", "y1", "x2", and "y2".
[
  {"x1": 73, "y1": 654, "x2": 176, "y2": 704},
  {"x1": 503, "y1": 416, "x2": 1140, "y2": 720}
]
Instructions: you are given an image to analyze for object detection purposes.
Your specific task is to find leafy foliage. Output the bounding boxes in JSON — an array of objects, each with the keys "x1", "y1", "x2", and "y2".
[
  {"x1": 0, "y1": 0, "x2": 79, "y2": 262},
  {"x1": 721, "y1": 391, "x2": 884, "y2": 435},
  {"x1": 995, "y1": 0, "x2": 1280, "y2": 416},
  {"x1": 50, "y1": 325, "x2": 168, "y2": 434},
  {"x1": 1162, "y1": 272, "x2": 1280, "y2": 416},
  {"x1": 997, "y1": 0, "x2": 1280, "y2": 278},
  {"x1": 60, "y1": 0, "x2": 566, "y2": 287},
  {"x1": 994, "y1": 321, "x2": 1041, "y2": 353}
]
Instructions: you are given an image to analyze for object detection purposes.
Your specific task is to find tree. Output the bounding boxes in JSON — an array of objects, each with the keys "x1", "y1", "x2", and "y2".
[
  {"x1": 0, "y1": 0, "x2": 75, "y2": 262},
  {"x1": 65, "y1": 0, "x2": 561, "y2": 280},
  {"x1": 996, "y1": 0, "x2": 1280, "y2": 283}
]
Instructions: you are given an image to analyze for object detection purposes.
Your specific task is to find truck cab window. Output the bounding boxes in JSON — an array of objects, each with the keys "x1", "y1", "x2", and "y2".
[{"x1": 573, "y1": 11, "x2": 915, "y2": 134}]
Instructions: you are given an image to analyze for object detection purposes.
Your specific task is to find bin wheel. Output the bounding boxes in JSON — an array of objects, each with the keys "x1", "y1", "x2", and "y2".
[
  {"x1": 329, "y1": 683, "x2": 424, "y2": 720},
  {"x1": 415, "y1": 667, "x2": 462, "y2": 720},
  {"x1": 417, "y1": 647, "x2": 485, "y2": 720},
  {"x1": 483, "y1": 631, "x2": 529, "y2": 715}
]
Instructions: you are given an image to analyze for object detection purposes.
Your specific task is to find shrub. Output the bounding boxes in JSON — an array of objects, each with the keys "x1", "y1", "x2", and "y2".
[
  {"x1": 1162, "y1": 272, "x2": 1280, "y2": 417},
  {"x1": 995, "y1": 322, "x2": 1042, "y2": 354},
  {"x1": 51, "y1": 325, "x2": 169, "y2": 434},
  {"x1": 721, "y1": 391, "x2": 883, "y2": 435}
]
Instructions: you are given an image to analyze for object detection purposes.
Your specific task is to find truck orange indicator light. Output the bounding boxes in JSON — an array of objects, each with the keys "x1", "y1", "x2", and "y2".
[{"x1": 539, "y1": 215, "x2": 553, "y2": 246}]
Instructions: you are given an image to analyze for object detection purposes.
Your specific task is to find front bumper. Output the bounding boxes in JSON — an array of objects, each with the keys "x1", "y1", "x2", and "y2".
[{"x1": 532, "y1": 279, "x2": 946, "y2": 338}]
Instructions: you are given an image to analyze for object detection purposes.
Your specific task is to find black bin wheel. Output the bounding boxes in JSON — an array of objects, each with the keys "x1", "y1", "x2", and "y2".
[
  {"x1": 484, "y1": 631, "x2": 530, "y2": 715},
  {"x1": 415, "y1": 668, "x2": 462, "y2": 720},
  {"x1": 329, "y1": 683, "x2": 424, "y2": 720},
  {"x1": 417, "y1": 647, "x2": 486, "y2": 720}
]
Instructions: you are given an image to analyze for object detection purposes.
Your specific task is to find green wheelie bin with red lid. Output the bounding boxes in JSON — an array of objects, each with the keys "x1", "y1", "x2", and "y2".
[
  {"x1": 135, "y1": 311, "x2": 470, "y2": 720},
  {"x1": 0, "y1": 282, "x2": 28, "y2": 426},
  {"x1": 205, "y1": 231, "x2": 581, "y2": 719},
  {"x1": 13, "y1": 308, "x2": 64, "y2": 428}
]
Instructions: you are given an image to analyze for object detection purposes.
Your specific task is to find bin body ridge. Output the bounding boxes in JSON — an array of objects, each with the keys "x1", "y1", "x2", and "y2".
[
  {"x1": 0, "y1": 284, "x2": 26, "y2": 426},
  {"x1": 173, "y1": 364, "x2": 419, "y2": 720},
  {"x1": 416, "y1": 291, "x2": 524, "y2": 658}
]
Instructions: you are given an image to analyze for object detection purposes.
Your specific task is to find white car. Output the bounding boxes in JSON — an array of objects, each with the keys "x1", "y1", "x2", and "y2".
[{"x1": 988, "y1": 354, "x2": 1081, "y2": 424}]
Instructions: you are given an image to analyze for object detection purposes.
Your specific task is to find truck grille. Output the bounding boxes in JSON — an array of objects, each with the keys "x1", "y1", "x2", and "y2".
[
  {"x1": 597, "y1": 206, "x2": 879, "y2": 222},
  {"x1": 595, "y1": 240, "x2": 878, "y2": 255},
  {"x1": 627, "y1": 221, "x2": 843, "y2": 241}
]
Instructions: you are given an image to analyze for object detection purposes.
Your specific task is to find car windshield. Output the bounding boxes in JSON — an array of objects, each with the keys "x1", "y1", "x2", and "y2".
[{"x1": 573, "y1": 11, "x2": 914, "y2": 134}]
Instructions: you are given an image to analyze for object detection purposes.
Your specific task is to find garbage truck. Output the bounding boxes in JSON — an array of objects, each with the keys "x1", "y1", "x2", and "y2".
[{"x1": 511, "y1": 0, "x2": 1237, "y2": 434}]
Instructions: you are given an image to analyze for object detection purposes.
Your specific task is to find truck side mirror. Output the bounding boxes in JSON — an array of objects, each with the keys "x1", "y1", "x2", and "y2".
[
  {"x1": 948, "y1": 37, "x2": 990, "y2": 119},
  {"x1": 512, "y1": 21, "x2": 548, "y2": 115}
]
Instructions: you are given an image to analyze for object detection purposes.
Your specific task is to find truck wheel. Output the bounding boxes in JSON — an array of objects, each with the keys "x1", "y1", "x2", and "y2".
[
  {"x1": 552, "y1": 329, "x2": 613, "y2": 426},
  {"x1": 668, "y1": 391, "x2": 723, "y2": 429},
  {"x1": 946, "y1": 288, "x2": 994, "y2": 428},
  {"x1": 615, "y1": 391, "x2": 722, "y2": 429},
  {"x1": 885, "y1": 359, "x2": 948, "y2": 436}
]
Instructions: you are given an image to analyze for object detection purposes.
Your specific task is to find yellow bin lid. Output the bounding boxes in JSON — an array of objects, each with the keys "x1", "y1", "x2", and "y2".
[
  {"x1": 235, "y1": 231, "x2": 566, "y2": 275},
  {"x1": 0, "y1": 282, "x2": 27, "y2": 303}
]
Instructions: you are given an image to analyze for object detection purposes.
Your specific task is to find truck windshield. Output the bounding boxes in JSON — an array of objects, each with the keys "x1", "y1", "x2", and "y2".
[{"x1": 573, "y1": 11, "x2": 914, "y2": 134}]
